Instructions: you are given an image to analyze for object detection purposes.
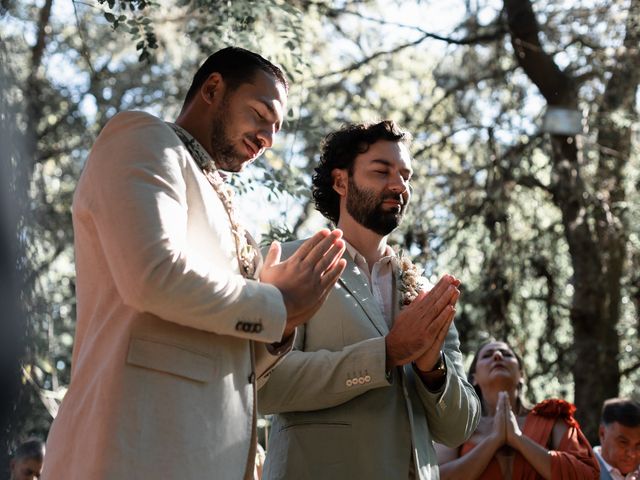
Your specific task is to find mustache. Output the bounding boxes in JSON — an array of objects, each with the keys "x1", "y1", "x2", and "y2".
[{"x1": 380, "y1": 192, "x2": 405, "y2": 205}]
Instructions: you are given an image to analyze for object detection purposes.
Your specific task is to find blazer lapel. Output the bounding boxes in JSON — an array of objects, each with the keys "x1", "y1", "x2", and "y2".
[{"x1": 338, "y1": 256, "x2": 389, "y2": 336}]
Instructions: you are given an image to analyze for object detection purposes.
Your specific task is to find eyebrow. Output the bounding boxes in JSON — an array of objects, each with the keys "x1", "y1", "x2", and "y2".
[{"x1": 482, "y1": 347, "x2": 512, "y2": 355}]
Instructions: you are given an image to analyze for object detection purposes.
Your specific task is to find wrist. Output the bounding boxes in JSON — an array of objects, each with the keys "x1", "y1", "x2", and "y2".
[
  {"x1": 487, "y1": 433, "x2": 504, "y2": 450},
  {"x1": 413, "y1": 352, "x2": 447, "y2": 390},
  {"x1": 506, "y1": 429, "x2": 523, "y2": 449},
  {"x1": 414, "y1": 351, "x2": 445, "y2": 374}
]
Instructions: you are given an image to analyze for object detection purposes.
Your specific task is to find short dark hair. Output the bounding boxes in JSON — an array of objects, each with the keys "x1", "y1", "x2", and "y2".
[
  {"x1": 601, "y1": 398, "x2": 640, "y2": 427},
  {"x1": 13, "y1": 438, "x2": 45, "y2": 461},
  {"x1": 183, "y1": 47, "x2": 289, "y2": 107},
  {"x1": 312, "y1": 120, "x2": 410, "y2": 225}
]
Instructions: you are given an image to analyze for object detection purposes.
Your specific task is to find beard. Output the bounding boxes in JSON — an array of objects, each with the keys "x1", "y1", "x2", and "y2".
[
  {"x1": 346, "y1": 176, "x2": 406, "y2": 236},
  {"x1": 209, "y1": 96, "x2": 249, "y2": 172}
]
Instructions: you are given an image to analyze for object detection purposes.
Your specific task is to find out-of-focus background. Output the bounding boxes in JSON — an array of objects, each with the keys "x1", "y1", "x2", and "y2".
[{"x1": 1, "y1": 0, "x2": 638, "y2": 467}]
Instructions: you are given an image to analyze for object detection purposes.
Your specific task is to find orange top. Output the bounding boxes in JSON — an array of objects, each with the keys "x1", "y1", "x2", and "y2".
[{"x1": 459, "y1": 399, "x2": 600, "y2": 480}]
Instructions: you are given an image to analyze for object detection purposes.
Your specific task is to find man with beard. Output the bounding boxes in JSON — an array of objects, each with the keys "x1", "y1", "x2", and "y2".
[
  {"x1": 258, "y1": 121, "x2": 480, "y2": 480},
  {"x1": 42, "y1": 47, "x2": 347, "y2": 480}
]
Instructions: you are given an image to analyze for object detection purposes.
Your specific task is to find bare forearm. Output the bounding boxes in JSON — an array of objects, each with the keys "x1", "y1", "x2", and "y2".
[{"x1": 439, "y1": 437, "x2": 501, "y2": 480}]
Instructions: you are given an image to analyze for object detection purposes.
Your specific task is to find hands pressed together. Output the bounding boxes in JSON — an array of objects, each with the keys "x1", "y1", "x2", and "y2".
[
  {"x1": 490, "y1": 391, "x2": 524, "y2": 450},
  {"x1": 259, "y1": 229, "x2": 347, "y2": 340},
  {"x1": 385, "y1": 274, "x2": 461, "y2": 372}
]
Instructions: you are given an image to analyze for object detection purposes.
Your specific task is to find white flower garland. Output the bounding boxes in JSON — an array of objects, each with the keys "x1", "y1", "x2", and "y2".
[{"x1": 168, "y1": 123, "x2": 257, "y2": 279}]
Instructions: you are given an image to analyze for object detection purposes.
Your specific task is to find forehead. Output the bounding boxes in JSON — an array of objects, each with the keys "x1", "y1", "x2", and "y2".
[
  {"x1": 479, "y1": 342, "x2": 512, "y2": 356},
  {"x1": 605, "y1": 422, "x2": 640, "y2": 440},
  {"x1": 354, "y1": 140, "x2": 413, "y2": 172}
]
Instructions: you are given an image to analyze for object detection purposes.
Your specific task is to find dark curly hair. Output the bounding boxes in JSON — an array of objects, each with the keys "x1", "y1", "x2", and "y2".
[{"x1": 312, "y1": 120, "x2": 410, "y2": 224}]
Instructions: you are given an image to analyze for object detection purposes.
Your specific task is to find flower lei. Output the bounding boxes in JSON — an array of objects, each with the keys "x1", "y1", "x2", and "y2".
[
  {"x1": 168, "y1": 123, "x2": 257, "y2": 279},
  {"x1": 394, "y1": 248, "x2": 426, "y2": 308}
]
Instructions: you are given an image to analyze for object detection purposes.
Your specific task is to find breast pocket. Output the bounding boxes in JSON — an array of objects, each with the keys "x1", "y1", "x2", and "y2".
[{"x1": 126, "y1": 337, "x2": 216, "y2": 383}]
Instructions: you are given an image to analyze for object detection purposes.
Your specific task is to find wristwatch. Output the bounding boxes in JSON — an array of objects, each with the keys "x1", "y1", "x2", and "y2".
[
  {"x1": 424, "y1": 351, "x2": 446, "y2": 376},
  {"x1": 414, "y1": 351, "x2": 447, "y2": 387}
]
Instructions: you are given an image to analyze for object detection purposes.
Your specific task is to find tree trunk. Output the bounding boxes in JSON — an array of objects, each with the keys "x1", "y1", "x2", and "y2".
[{"x1": 503, "y1": 0, "x2": 638, "y2": 441}]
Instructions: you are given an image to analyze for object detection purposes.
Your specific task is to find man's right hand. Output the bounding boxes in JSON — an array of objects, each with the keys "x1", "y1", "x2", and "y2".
[
  {"x1": 260, "y1": 229, "x2": 347, "y2": 340},
  {"x1": 385, "y1": 274, "x2": 460, "y2": 369}
]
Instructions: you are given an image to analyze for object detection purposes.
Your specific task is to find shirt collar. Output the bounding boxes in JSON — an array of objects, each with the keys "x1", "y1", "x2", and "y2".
[{"x1": 344, "y1": 241, "x2": 395, "y2": 266}]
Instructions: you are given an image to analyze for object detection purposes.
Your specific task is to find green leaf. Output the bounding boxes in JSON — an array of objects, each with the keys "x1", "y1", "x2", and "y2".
[
  {"x1": 136, "y1": 40, "x2": 145, "y2": 50},
  {"x1": 103, "y1": 11, "x2": 116, "y2": 23}
]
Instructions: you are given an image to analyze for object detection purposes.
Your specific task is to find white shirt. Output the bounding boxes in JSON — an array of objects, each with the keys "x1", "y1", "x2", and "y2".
[
  {"x1": 594, "y1": 446, "x2": 639, "y2": 480},
  {"x1": 344, "y1": 242, "x2": 397, "y2": 327}
]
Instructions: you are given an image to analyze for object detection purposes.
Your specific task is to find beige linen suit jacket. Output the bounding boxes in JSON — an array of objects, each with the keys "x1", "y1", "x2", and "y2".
[
  {"x1": 42, "y1": 111, "x2": 289, "y2": 480},
  {"x1": 258, "y1": 241, "x2": 480, "y2": 480}
]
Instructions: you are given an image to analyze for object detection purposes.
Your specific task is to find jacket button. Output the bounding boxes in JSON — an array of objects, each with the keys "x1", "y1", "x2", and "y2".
[
  {"x1": 364, "y1": 375, "x2": 371, "y2": 382},
  {"x1": 358, "y1": 377, "x2": 365, "y2": 385},
  {"x1": 346, "y1": 379, "x2": 352, "y2": 387}
]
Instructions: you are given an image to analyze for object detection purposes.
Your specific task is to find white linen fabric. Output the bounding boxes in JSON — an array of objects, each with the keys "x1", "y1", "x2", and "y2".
[{"x1": 42, "y1": 111, "x2": 289, "y2": 480}]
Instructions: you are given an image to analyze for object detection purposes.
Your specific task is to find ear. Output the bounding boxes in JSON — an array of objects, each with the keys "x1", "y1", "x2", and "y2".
[
  {"x1": 332, "y1": 168, "x2": 348, "y2": 197},
  {"x1": 200, "y1": 72, "x2": 224, "y2": 105}
]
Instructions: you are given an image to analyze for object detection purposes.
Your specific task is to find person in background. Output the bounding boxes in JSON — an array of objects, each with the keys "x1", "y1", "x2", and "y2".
[
  {"x1": 9, "y1": 439, "x2": 44, "y2": 480},
  {"x1": 594, "y1": 398, "x2": 640, "y2": 480},
  {"x1": 436, "y1": 339, "x2": 600, "y2": 480}
]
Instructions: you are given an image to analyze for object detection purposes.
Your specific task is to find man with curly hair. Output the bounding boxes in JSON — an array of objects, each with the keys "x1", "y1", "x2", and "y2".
[{"x1": 259, "y1": 120, "x2": 480, "y2": 479}]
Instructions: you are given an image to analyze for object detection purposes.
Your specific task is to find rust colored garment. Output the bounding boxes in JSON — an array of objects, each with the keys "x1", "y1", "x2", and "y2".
[{"x1": 459, "y1": 399, "x2": 600, "y2": 480}]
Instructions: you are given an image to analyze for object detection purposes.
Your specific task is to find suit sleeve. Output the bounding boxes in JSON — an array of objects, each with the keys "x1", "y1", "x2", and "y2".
[
  {"x1": 257, "y1": 321, "x2": 391, "y2": 413},
  {"x1": 412, "y1": 322, "x2": 481, "y2": 447},
  {"x1": 75, "y1": 112, "x2": 286, "y2": 342}
]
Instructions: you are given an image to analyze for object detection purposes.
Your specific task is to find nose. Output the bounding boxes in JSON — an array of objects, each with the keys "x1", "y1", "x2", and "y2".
[
  {"x1": 493, "y1": 350, "x2": 503, "y2": 360},
  {"x1": 388, "y1": 174, "x2": 408, "y2": 194},
  {"x1": 256, "y1": 128, "x2": 274, "y2": 150}
]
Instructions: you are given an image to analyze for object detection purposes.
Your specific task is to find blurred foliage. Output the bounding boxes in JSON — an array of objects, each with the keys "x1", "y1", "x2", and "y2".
[{"x1": 1, "y1": 0, "x2": 638, "y2": 448}]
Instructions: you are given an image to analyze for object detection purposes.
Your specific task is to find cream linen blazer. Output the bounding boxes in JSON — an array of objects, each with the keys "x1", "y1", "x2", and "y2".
[
  {"x1": 42, "y1": 111, "x2": 288, "y2": 480},
  {"x1": 258, "y1": 241, "x2": 480, "y2": 480}
]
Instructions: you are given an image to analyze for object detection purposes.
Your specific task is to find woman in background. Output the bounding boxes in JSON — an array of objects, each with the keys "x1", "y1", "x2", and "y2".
[{"x1": 436, "y1": 339, "x2": 599, "y2": 480}]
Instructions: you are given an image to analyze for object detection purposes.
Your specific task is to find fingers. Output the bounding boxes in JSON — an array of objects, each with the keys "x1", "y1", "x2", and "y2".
[
  {"x1": 413, "y1": 274, "x2": 457, "y2": 310},
  {"x1": 421, "y1": 304, "x2": 455, "y2": 353},
  {"x1": 414, "y1": 284, "x2": 458, "y2": 321},
  {"x1": 319, "y1": 257, "x2": 347, "y2": 291},
  {"x1": 313, "y1": 238, "x2": 346, "y2": 274},
  {"x1": 262, "y1": 241, "x2": 281, "y2": 269},
  {"x1": 292, "y1": 229, "x2": 341, "y2": 263}
]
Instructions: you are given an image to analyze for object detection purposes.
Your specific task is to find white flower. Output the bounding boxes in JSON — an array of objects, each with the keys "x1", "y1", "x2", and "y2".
[{"x1": 395, "y1": 249, "x2": 426, "y2": 309}]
